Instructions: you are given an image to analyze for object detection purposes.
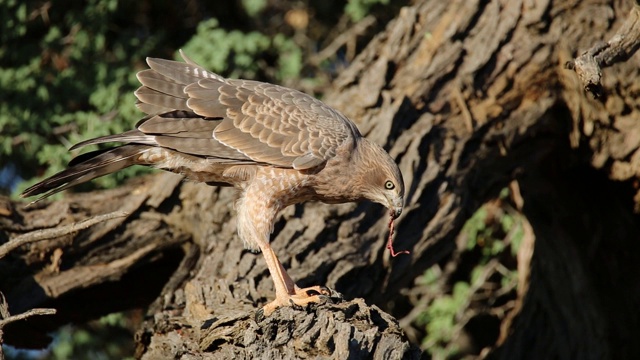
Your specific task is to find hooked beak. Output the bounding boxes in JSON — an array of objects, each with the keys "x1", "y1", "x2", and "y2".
[{"x1": 390, "y1": 197, "x2": 403, "y2": 219}]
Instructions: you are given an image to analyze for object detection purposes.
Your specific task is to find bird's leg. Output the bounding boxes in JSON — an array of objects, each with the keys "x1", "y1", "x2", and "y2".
[
  {"x1": 258, "y1": 242, "x2": 331, "y2": 316},
  {"x1": 237, "y1": 179, "x2": 331, "y2": 315}
]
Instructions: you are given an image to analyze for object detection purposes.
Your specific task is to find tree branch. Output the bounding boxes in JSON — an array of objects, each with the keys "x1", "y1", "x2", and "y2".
[
  {"x1": 0, "y1": 309, "x2": 57, "y2": 329},
  {"x1": 308, "y1": 16, "x2": 376, "y2": 66},
  {"x1": 0, "y1": 210, "x2": 129, "y2": 259},
  {"x1": 0, "y1": 292, "x2": 56, "y2": 360},
  {"x1": 565, "y1": 1, "x2": 640, "y2": 98}
]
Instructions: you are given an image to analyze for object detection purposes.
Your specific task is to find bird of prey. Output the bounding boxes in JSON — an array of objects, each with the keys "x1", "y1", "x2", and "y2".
[{"x1": 22, "y1": 51, "x2": 405, "y2": 315}]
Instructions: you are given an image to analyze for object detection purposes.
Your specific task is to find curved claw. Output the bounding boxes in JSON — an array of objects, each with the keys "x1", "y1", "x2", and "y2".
[
  {"x1": 298, "y1": 285, "x2": 331, "y2": 297},
  {"x1": 261, "y1": 285, "x2": 332, "y2": 316}
]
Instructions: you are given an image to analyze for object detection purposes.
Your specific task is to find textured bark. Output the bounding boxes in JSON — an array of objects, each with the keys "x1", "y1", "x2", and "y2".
[{"x1": 3, "y1": 0, "x2": 640, "y2": 359}]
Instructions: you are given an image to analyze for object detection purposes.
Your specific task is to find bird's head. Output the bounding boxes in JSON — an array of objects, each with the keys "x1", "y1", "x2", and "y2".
[{"x1": 353, "y1": 139, "x2": 405, "y2": 219}]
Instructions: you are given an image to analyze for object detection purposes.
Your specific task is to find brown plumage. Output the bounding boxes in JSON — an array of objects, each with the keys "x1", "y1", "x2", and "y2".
[{"x1": 22, "y1": 51, "x2": 405, "y2": 315}]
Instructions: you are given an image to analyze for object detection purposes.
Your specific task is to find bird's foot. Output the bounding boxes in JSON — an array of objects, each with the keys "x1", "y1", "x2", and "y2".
[{"x1": 261, "y1": 285, "x2": 332, "y2": 317}]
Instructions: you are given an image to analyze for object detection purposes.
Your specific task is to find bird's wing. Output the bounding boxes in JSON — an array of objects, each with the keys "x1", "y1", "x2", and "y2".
[
  {"x1": 136, "y1": 52, "x2": 360, "y2": 170},
  {"x1": 195, "y1": 79, "x2": 360, "y2": 169}
]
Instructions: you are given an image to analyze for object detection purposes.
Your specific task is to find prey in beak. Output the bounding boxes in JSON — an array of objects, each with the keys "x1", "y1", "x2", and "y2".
[{"x1": 387, "y1": 208, "x2": 409, "y2": 257}]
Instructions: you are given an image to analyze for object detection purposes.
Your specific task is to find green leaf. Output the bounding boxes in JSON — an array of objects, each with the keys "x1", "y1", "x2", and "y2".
[{"x1": 242, "y1": 0, "x2": 267, "y2": 17}]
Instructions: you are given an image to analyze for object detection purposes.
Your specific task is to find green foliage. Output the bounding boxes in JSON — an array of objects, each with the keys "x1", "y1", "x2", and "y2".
[
  {"x1": 3, "y1": 313, "x2": 135, "y2": 360},
  {"x1": 419, "y1": 188, "x2": 524, "y2": 358},
  {"x1": 241, "y1": 0, "x2": 268, "y2": 18},
  {"x1": 0, "y1": 0, "x2": 28, "y2": 43},
  {"x1": 1, "y1": 0, "x2": 162, "y2": 196},
  {"x1": 180, "y1": 18, "x2": 302, "y2": 82},
  {"x1": 47, "y1": 313, "x2": 135, "y2": 360},
  {"x1": 345, "y1": 0, "x2": 390, "y2": 21},
  {"x1": 463, "y1": 191, "x2": 524, "y2": 259},
  {"x1": 421, "y1": 282, "x2": 469, "y2": 348}
]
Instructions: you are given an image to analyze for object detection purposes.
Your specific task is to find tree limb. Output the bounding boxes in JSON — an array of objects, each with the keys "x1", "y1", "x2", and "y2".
[
  {"x1": 0, "y1": 210, "x2": 129, "y2": 259},
  {"x1": 565, "y1": 0, "x2": 640, "y2": 98},
  {"x1": 0, "y1": 292, "x2": 56, "y2": 360}
]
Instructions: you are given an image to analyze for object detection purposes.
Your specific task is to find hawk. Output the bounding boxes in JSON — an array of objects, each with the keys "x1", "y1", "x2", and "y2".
[{"x1": 22, "y1": 51, "x2": 405, "y2": 315}]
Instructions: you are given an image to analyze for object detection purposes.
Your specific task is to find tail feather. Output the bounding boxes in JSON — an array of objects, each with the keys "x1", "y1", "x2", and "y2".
[
  {"x1": 22, "y1": 51, "x2": 229, "y2": 204},
  {"x1": 21, "y1": 145, "x2": 151, "y2": 203},
  {"x1": 69, "y1": 129, "x2": 156, "y2": 151}
]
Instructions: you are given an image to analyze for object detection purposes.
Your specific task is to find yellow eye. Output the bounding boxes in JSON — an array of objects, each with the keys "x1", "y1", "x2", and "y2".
[{"x1": 384, "y1": 180, "x2": 395, "y2": 190}]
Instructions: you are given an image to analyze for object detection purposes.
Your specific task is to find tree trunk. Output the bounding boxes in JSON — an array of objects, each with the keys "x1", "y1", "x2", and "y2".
[{"x1": 3, "y1": 0, "x2": 640, "y2": 358}]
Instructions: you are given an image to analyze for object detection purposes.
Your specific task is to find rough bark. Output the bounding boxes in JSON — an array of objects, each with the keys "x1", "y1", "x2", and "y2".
[{"x1": 3, "y1": 0, "x2": 640, "y2": 359}]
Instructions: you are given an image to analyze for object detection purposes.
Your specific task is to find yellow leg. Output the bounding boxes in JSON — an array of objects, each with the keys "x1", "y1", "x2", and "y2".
[{"x1": 259, "y1": 242, "x2": 331, "y2": 316}]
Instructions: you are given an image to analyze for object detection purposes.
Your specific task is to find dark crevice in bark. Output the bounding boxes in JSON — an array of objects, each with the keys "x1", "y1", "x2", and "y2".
[
  {"x1": 495, "y1": 126, "x2": 640, "y2": 359},
  {"x1": 4, "y1": 245, "x2": 185, "y2": 348}
]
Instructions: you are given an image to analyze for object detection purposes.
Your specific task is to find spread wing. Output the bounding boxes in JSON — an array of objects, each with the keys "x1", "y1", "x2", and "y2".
[{"x1": 132, "y1": 51, "x2": 361, "y2": 170}]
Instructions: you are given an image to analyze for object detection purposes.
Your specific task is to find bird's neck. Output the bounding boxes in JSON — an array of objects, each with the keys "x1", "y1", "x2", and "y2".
[{"x1": 311, "y1": 139, "x2": 368, "y2": 203}]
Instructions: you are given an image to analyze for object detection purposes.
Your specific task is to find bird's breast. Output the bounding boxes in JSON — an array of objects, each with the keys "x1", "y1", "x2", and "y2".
[{"x1": 249, "y1": 167, "x2": 317, "y2": 209}]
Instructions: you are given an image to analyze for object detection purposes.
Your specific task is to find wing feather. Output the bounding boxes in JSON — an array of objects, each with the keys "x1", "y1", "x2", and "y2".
[
  {"x1": 138, "y1": 114, "x2": 221, "y2": 134},
  {"x1": 135, "y1": 87, "x2": 189, "y2": 111},
  {"x1": 136, "y1": 70, "x2": 186, "y2": 98},
  {"x1": 133, "y1": 52, "x2": 361, "y2": 169},
  {"x1": 136, "y1": 101, "x2": 172, "y2": 115}
]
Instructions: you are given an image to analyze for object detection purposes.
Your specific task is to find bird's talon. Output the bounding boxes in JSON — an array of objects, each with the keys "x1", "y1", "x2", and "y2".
[
  {"x1": 289, "y1": 298, "x2": 304, "y2": 311},
  {"x1": 329, "y1": 289, "x2": 345, "y2": 300},
  {"x1": 255, "y1": 308, "x2": 266, "y2": 322},
  {"x1": 319, "y1": 286, "x2": 331, "y2": 296},
  {"x1": 305, "y1": 289, "x2": 321, "y2": 296}
]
